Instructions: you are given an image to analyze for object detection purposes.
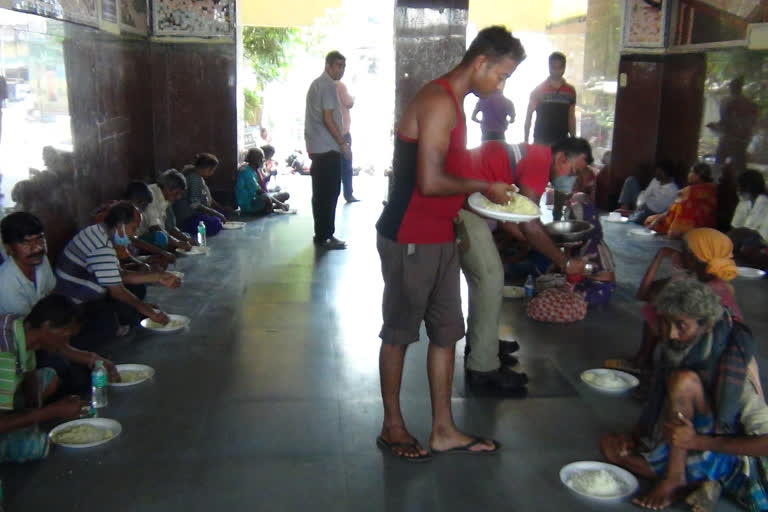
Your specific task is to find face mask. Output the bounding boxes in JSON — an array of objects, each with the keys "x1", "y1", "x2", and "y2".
[
  {"x1": 552, "y1": 174, "x2": 577, "y2": 193},
  {"x1": 113, "y1": 225, "x2": 131, "y2": 247}
]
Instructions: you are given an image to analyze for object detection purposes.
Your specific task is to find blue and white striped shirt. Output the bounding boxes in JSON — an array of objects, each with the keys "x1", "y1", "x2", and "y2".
[{"x1": 55, "y1": 224, "x2": 122, "y2": 303}]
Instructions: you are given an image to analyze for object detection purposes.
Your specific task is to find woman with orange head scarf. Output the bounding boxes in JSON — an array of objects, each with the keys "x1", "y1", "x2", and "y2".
[{"x1": 605, "y1": 228, "x2": 741, "y2": 375}]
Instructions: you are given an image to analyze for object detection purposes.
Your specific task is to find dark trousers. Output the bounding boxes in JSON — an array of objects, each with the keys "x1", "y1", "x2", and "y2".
[
  {"x1": 341, "y1": 133, "x2": 354, "y2": 200},
  {"x1": 70, "y1": 284, "x2": 147, "y2": 351},
  {"x1": 310, "y1": 150, "x2": 342, "y2": 241}
]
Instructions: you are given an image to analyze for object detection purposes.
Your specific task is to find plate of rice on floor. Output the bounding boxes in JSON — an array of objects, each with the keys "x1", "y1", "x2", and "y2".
[
  {"x1": 49, "y1": 418, "x2": 122, "y2": 449},
  {"x1": 222, "y1": 221, "x2": 246, "y2": 230},
  {"x1": 628, "y1": 228, "x2": 656, "y2": 237},
  {"x1": 140, "y1": 314, "x2": 190, "y2": 334},
  {"x1": 181, "y1": 246, "x2": 209, "y2": 256},
  {"x1": 467, "y1": 191, "x2": 540, "y2": 223},
  {"x1": 560, "y1": 461, "x2": 638, "y2": 501},
  {"x1": 110, "y1": 364, "x2": 155, "y2": 387},
  {"x1": 580, "y1": 369, "x2": 638, "y2": 394},
  {"x1": 737, "y1": 266, "x2": 766, "y2": 279}
]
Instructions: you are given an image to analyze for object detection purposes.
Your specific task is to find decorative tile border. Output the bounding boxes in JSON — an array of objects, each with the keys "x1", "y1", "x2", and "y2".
[{"x1": 152, "y1": 0, "x2": 233, "y2": 38}]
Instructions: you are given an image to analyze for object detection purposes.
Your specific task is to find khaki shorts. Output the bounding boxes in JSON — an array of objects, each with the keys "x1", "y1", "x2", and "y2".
[{"x1": 377, "y1": 233, "x2": 464, "y2": 347}]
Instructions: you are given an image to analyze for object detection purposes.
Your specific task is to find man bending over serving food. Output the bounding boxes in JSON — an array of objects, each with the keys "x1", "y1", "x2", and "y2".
[
  {"x1": 457, "y1": 137, "x2": 590, "y2": 392},
  {"x1": 601, "y1": 279, "x2": 768, "y2": 511}
]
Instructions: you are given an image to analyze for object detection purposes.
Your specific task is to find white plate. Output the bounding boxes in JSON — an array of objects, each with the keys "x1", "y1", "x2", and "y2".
[
  {"x1": 181, "y1": 246, "x2": 209, "y2": 256},
  {"x1": 467, "y1": 192, "x2": 540, "y2": 223},
  {"x1": 110, "y1": 364, "x2": 155, "y2": 387},
  {"x1": 603, "y1": 216, "x2": 629, "y2": 223},
  {"x1": 222, "y1": 221, "x2": 246, "y2": 230},
  {"x1": 167, "y1": 271, "x2": 184, "y2": 280},
  {"x1": 629, "y1": 228, "x2": 656, "y2": 237},
  {"x1": 560, "y1": 461, "x2": 639, "y2": 501},
  {"x1": 503, "y1": 285, "x2": 525, "y2": 299},
  {"x1": 140, "y1": 314, "x2": 190, "y2": 334},
  {"x1": 737, "y1": 266, "x2": 766, "y2": 279},
  {"x1": 49, "y1": 418, "x2": 122, "y2": 449},
  {"x1": 580, "y1": 369, "x2": 639, "y2": 394}
]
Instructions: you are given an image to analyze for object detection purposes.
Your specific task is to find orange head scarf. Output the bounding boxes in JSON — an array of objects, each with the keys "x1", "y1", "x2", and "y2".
[{"x1": 683, "y1": 228, "x2": 738, "y2": 281}]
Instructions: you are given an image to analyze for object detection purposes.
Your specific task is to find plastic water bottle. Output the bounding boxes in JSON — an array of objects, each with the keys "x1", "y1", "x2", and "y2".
[
  {"x1": 91, "y1": 360, "x2": 108, "y2": 409},
  {"x1": 524, "y1": 275, "x2": 535, "y2": 299},
  {"x1": 197, "y1": 221, "x2": 207, "y2": 247}
]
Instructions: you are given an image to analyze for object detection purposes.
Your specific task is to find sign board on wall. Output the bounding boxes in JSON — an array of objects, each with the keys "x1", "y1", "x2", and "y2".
[
  {"x1": 152, "y1": 0, "x2": 233, "y2": 38},
  {"x1": 623, "y1": 0, "x2": 666, "y2": 48}
]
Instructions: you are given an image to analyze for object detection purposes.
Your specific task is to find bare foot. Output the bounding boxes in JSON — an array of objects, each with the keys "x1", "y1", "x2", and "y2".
[
  {"x1": 378, "y1": 425, "x2": 428, "y2": 460},
  {"x1": 632, "y1": 475, "x2": 686, "y2": 510},
  {"x1": 686, "y1": 481, "x2": 721, "y2": 512},
  {"x1": 429, "y1": 426, "x2": 498, "y2": 453}
]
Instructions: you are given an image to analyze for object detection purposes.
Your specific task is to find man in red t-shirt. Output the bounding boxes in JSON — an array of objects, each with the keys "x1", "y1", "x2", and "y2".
[
  {"x1": 458, "y1": 138, "x2": 593, "y2": 391},
  {"x1": 375, "y1": 27, "x2": 524, "y2": 462}
]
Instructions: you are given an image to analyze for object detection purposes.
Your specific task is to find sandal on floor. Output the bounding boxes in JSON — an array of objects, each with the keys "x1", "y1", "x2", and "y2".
[
  {"x1": 431, "y1": 437, "x2": 501, "y2": 455},
  {"x1": 376, "y1": 435, "x2": 432, "y2": 463},
  {"x1": 604, "y1": 358, "x2": 645, "y2": 375}
]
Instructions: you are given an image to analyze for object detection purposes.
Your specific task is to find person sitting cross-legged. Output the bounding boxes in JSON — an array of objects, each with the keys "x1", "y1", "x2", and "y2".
[
  {"x1": 601, "y1": 279, "x2": 768, "y2": 511},
  {"x1": 236, "y1": 147, "x2": 289, "y2": 215},
  {"x1": 91, "y1": 181, "x2": 175, "y2": 271},
  {"x1": 0, "y1": 212, "x2": 118, "y2": 394},
  {"x1": 0, "y1": 295, "x2": 91, "y2": 463},
  {"x1": 138, "y1": 169, "x2": 195, "y2": 253},
  {"x1": 56, "y1": 201, "x2": 180, "y2": 350},
  {"x1": 174, "y1": 153, "x2": 230, "y2": 237},
  {"x1": 616, "y1": 161, "x2": 679, "y2": 225}
]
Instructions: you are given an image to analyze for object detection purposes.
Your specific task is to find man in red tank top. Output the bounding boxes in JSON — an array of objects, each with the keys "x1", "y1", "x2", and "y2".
[{"x1": 375, "y1": 26, "x2": 525, "y2": 461}]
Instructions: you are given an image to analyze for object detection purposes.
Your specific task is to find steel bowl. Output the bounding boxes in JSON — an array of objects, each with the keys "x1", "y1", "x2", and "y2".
[{"x1": 544, "y1": 220, "x2": 595, "y2": 243}]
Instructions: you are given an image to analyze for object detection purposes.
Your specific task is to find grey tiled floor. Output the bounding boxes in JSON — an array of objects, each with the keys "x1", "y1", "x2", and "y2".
[{"x1": 2, "y1": 176, "x2": 765, "y2": 511}]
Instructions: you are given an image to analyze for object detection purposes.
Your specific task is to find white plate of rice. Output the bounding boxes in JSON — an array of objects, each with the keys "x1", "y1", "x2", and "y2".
[
  {"x1": 110, "y1": 364, "x2": 155, "y2": 387},
  {"x1": 140, "y1": 314, "x2": 190, "y2": 334},
  {"x1": 222, "y1": 221, "x2": 246, "y2": 230},
  {"x1": 181, "y1": 246, "x2": 209, "y2": 256},
  {"x1": 580, "y1": 369, "x2": 638, "y2": 394},
  {"x1": 467, "y1": 192, "x2": 540, "y2": 223},
  {"x1": 560, "y1": 461, "x2": 638, "y2": 501},
  {"x1": 49, "y1": 418, "x2": 122, "y2": 449},
  {"x1": 629, "y1": 228, "x2": 656, "y2": 237},
  {"x1": 737, "y1": 266, "x2": 766, "y2": 279}
]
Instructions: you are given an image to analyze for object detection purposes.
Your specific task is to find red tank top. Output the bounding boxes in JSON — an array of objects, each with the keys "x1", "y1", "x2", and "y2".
[{"x1": 377, "y1": 78, "x2": 470, "y2": 244}]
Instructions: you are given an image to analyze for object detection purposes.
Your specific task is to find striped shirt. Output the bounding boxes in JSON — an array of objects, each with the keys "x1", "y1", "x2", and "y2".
[
  {"x1": 0, "y1": 315, "x2": 34, "y2": 411},
  {"x1": 54, "y1": 224, "x2": 122, "y2": 303}
]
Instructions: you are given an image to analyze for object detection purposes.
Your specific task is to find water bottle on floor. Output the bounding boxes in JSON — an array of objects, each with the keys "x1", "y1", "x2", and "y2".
[
  {"x1": 524, "y1": 274, "x2": 535, "y2": 300},
  {"x1": 197, "y1": 221, "x2": 207, "y2": 247},
  {"x1": 91, "y1": 360, "x2": 108, "y2": 409}
]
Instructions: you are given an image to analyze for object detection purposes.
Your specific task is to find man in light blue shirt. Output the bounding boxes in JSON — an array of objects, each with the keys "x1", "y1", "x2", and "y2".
[
  {"x1": 0, "y1": 212, "x2": 56, "y2": 315},
  {"x1": 304, "y1": 50, "x2": 350, "y2": 250}
]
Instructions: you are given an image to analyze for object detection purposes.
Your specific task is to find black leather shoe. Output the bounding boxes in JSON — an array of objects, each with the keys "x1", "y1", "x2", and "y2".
[
  {"x1": 498, "y1": 340, "x2": 520, "y2": 355},
  {"x1": 499, "y1": 352, "x2": 519, "y2": 367},
  {"x1": 466, "y1": 367, "x2": 528, "y2": 391}
]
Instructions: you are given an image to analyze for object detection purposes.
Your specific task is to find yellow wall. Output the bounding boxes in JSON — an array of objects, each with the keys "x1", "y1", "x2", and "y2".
[
  {"x1": 240, "y1": 0, "x2": 342, "y2": 27},
  {"x1": 242, "y1": 0, "x2": 588, "y2": 30},
  {"x1": 468, "y1": 0, "x2": 587, "y2": 32}
]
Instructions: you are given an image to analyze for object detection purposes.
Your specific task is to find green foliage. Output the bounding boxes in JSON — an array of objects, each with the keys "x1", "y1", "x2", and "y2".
[
  {"x1": 242, "y1": 26, "x2": 302, "y2": 88},
  {"x1": 243, "y1": 88, "x2": 261, "y2": 126}
]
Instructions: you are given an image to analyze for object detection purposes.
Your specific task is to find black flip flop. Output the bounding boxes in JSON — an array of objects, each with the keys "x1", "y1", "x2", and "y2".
[
  {"x1": 376, "y1": 436, "x2": 432, "y2": 463},
  {"x1": 431, "y1": 437, "x2": 501, "y2": 455}
]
